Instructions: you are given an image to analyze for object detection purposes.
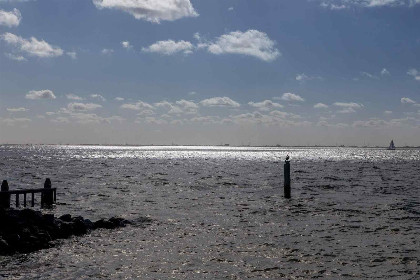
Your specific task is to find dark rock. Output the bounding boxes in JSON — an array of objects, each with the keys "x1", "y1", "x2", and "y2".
[
  {"x1": 71, "y1": 216, "x2": 88, "y2": 235},
  {"x1": 0, "y1": 238, "x2": 10, "y2": 254},
  {"x1": 83, "y1": 219, "x2": 94, "y2": 230},
  {"x1": 59, "y1": 214, "x2": 72, "y2": 222},
  {"x1": 94, "y1": 219, "x2": 115, "y2": 229},
  {"x1": 0, "y1": 208, "x2": 148, "y2": 256}
]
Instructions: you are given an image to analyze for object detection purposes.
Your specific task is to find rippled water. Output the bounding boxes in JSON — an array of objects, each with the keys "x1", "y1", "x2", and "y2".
[{"x1": 0, "y1": 145, "x2": 419, "y2": 279}]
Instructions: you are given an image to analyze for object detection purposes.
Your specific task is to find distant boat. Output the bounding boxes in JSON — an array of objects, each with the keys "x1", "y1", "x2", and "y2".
[{"x1": 388, "y1": 140, "x2": 396, "y2": 150}]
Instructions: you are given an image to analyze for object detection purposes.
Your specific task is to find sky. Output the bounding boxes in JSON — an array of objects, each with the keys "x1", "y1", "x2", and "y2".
[{"x1": 0, "y1": 0, "x2": 419, "y2": 146}]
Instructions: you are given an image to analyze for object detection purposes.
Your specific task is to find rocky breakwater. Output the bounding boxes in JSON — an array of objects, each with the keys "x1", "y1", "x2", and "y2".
[{"x1": 0, "y1": 208, "x2": 151, "y2": 255}]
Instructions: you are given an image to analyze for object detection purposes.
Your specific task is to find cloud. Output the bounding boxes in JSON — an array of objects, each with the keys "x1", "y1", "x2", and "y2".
[
  {"x1": 121, "y1": 41, "x2": 132, "y2": 49},
  {"x1": 67, "y1": 113, "x2": 124, "y2": 125},
  {"x1": 66, "y1": 94, "x2": 84, "y2": 100},
  {"x1": 0, "y1": 8, "x2": 21, "y2": 27},
  {"x1": 92, "y1": 0, "x2": 198, "y2": 23},
  {"x1": 401, "y1": 97, "x2": 416, "y2": 104},
  {"x1": 5, "y1": 52, "x2": 26, "y2": 61},
  {"x1": 101, "y1": 48, "x2": 114, "y2": 55},
  {"x1": 207, "y1": 30, "x2": 280, "y2": 62},
  {"x1": 115, "y1": 97, "x2": 124, "y2": 101},
  {"x1": 228, "y1": 7, "x2": 234, "y2": 11},
  {"x1": 320, "y1": 0, "x2": 419, "y2": 8},
  {"x1": 142, "y1": 40, "x2": 193, "y2": 55},
  {"x1": 90, "y1": 94, "x2": 106, "y2": 101},
  {"x1": 0, "y1": 117, "x2": 31, "y2": 126},
  {"x1": 407, "y1": 68, "x2": 420, "y2": 80},
  {"x1": 333, "y1": 102, "x2": 363, "y2": 113},
  {"x1": 230, "y1": 111, "x2": 308, "y2": 126},
  {"x1": 199, "y1": 97, "x2": 240, "y2": 108},
  {"x1": 320, "y1": 2, "x2": 347, "y2": 9},
  {"x1": 314, "y1": 103, "x2": 329, "y2": 109},
  {"x1": 136, "y1": 109, "x2": 154, "y2": 116},
  {"x1": 296, "y1": 73, "x2": 323, "y2": 82},
  {"x1": 381, "y1": 68, "x2": 390, "y2": 76},
  {"x1": 6, "y1": 107, "x2": 28, "y2": 112},
  {"x1": 384, "y1": 110, "x2": 393, "y2": 114},
  {"x1": 26, "y1": 89, "x2": 56, "y2": 100},
  {"x1": 280, "y1": 93, "x2": 305, "y2": 102},
  {"x1": 361, "y1": 71, "x2": 378, "y2": 79},
  {"x1": 248, "y1": 100, "x2": 284, "y2": 111},
  {"x1": 175, "y1": 99, "x2": 198, "y2": 114},
  {"x1": 121, "y1": 101, "x2": 154, "y2": 110},
  {"x1": 67, "y1": 103, "x2": 102, "y2": 111},
  {"x1": 1, "y1": 32, "x2": 63, "y2": 58},
  {"x1": 67, "y1": 51, "x2": 77, "y2": 59},
  {"x1": 154, "y1": 100, "x2": 197, "y2": 115}
]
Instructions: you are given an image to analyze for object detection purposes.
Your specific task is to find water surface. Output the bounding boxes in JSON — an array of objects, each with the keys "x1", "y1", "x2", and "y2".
[{"x1": 0, "y1": 146, "x2": 419, "y2": 279}]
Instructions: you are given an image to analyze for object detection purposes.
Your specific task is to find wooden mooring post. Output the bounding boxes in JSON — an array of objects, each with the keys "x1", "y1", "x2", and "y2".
[
  {"x1": 0, "y1": 178, "x2": 56, "y2": 209},
  {"x1": 0, "y1": 180, "x2": 11, "y2": 208},
  {"x1": 284, "y1": 156, "x2": 291, "y2": 198}
]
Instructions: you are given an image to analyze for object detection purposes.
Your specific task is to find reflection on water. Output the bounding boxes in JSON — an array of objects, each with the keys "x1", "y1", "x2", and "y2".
[
  {"x1": 3, "y1": 145, "x2": 420, "y2": 161},
  {"x1": 0, "y1": 145, "x2": 419, "y2": 279}
]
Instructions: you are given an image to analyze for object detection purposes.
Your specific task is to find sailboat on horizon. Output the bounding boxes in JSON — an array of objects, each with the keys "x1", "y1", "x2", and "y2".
[{"x1": 388, "y1": 140, "x2": 396, "y2": 150}]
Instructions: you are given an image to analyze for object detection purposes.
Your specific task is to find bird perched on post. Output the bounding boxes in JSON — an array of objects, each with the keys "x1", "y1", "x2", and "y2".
[{"x1": 285, "y1": 155, "x2": 290, "y2": 162}]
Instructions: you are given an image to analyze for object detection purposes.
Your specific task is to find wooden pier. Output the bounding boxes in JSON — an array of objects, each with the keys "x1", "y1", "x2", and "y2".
[{"x1": 0, "y1": 179, "x2": 56, "y2": 208}]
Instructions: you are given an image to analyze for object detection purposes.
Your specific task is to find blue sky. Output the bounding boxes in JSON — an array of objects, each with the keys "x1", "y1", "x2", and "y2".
[{"x1": 0, "y1": 0, "x2": 419, "y2": 146}]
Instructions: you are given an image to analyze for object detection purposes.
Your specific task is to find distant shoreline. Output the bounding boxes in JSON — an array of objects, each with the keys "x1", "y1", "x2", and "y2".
[{"x1": 1, "y1": 144, "x2": 419, "y2": 149}]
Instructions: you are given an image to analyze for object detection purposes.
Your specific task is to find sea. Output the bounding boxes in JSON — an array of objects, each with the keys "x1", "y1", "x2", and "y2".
[{"x1": 0, "y1": 145, "x2": 419, "y2": 279}]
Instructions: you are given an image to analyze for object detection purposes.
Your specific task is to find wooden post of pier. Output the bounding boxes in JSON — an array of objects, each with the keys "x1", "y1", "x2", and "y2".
[
  {"x1": 41, "y1": 178, "x2": 53, "y2": 208},
  {"x1": 0, "y1": 180, "x2": 11, "y2": 208},
  {"x1": 284, "y1": 157, "x2": 291, "y2": 199}
]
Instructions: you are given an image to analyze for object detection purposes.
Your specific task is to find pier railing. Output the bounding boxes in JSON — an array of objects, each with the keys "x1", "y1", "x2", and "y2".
[{"x1": 0, "y1": 178, "x2": 56, "y2": 208}]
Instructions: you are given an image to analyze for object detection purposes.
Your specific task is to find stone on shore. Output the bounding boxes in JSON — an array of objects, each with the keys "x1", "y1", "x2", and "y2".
[{"x1": 0, "y1": 208, "x2": 146, "y2": 255}]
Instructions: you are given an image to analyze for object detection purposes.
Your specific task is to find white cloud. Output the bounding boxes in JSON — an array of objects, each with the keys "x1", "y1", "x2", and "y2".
[
  {"x1": 67, "y1": 51, "x2": 77, "y2": 59},
  {"x1": 384, "y1": 110, "x2": 393, "y2": 114},
  {"x1": 143, "y1": 40, "x2": 193, "y2": 55},
  {"x1": 407, "y1": 68, "x2": 420, "y2": 80},
  {"x1": 67, "y1": 112, "x2": 124, "y2": 124},
  {"x1": 199, "y1": 97, "x2": 240, "y2": 108},
  {"x1": 175, "y1": 99, "x2": 198, "y2": 109},
  {"x1": 93, "y1": 0, "x2": 198, "y2": 23},
  {"x1": 67, "y1": 102, "x2": 102, "y2": 111},
  {"x1": 121, "y1": 41, "x2": 132, "y2": 49},
  {"x1": 90, "y1": 94, "x2": 106, "y2": 101},
  {"x1": 381, "y1": 68, "x2": 390, "y2": 76},
  {"x1": 136, "y1": 109, "x2": 154, "y2": 116},
  {"x1": 0, "y1": 8, "x2": 21, "y2": 27},
  {"x1": 5, "y1": 52, "x2": 26, "y2": 61},
  {"x1": 207, "y1": 30, "x2": 280, "y2": 62},
  {"x1": 361, "y1": 71, "x2": 378, "y2": 79},
  {"x1": 280, "y1": 92, "x2": 305, "y2": 102},
  {"x1": 121, "y1": 101, "x2": 154, "y2": 110},
  {"x1": 248, "y1": 100, "x2": 284, "y2": 111},
  {"x1": 333, "y1": 102, "x2": 364, "y2": 113},
  {"x1": 1, "y1": 32, "x2": 63, "y2": 58},
  {"x1": 115, "y1": 97, "x2": 125, "y2": 101},
  {"x1": 26, "y1": 90, "x2": 56, "y2": 100},
  {"x1": 0, "y1": 117, "x2": 31, "y2": 126},
  {"x1": 66, "y1": 94, "x2": 84, "y2": 100},
  {"x1": 320, "y1": 0, "x2": 419, "y2": 8},
  {"x1": 314, "y1": 103, "x2": 329, "y2": 109},
  {"x1": 228, "y1": 7, "x2": 234, "y2": 11},
  {"x1": 101, "y1": 48, "x2": 114, "y2": 55},
  {"x1": 153, "y1": 100, "x2": 197, "y2": 115},
  {"x1": 6, "y1": 107, "x2": 28, "y2": 112},
  {"x1": 320, "y1": 2, "x2": 347, "y2": 9},
  {"x1": 296, "y1": 73, "x2": 323, "y2": 82},
  {"x1": 401, "y1": 97, "x2": 416, "y2": 104}
]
